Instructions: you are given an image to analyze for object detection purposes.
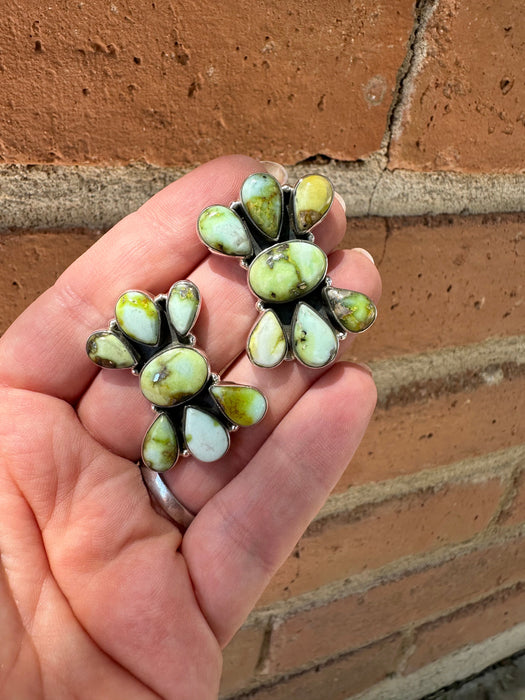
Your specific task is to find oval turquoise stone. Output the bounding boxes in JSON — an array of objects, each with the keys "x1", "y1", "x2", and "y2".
[
  {"x1": 241, "y1": 172, "x2": 282, "y2": 239},
  {"x1": 140, "y1": 346, "x2": 209, "y2": 407},
  {"x1": 197, "y1": 205, "x2": 252, "y2": 257},
  {"x1": 248, "y1": 241, "x2": 327, "y2": 303},
  {"x1": 142, "y1": 414, "x2": 179, "y2": 472}
]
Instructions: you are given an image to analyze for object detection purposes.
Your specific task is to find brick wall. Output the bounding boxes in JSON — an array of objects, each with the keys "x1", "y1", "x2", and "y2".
[{"x1": 1, "y1": 1, "x2": 524, "y2": 699}]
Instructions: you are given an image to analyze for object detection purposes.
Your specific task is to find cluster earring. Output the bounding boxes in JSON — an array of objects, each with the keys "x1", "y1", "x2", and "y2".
[
  {"x1": 86, "y1": 280, "x2": 267, "y2": 474},
  {"x1": 197, "y1": 172, "x2": 376, "y2": 369}
]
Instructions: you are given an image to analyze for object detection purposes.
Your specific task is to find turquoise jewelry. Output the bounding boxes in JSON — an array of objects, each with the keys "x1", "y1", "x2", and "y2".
[
  {"x1": 197, "y1": 173, "x2": 377, "y2": 369},
  {"x1": 86, "y1": 281, "x2": 267, "y2": 475}
]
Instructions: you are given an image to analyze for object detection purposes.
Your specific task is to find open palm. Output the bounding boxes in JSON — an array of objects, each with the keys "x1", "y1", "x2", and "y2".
[{"x1": 0, "y1": 156, "x2": 381, "y2": 699}]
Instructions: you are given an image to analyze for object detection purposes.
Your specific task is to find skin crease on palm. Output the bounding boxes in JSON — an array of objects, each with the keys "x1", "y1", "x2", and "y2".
[{"x1": 0, "y1": 155, "x2": 381, "y2": 700}]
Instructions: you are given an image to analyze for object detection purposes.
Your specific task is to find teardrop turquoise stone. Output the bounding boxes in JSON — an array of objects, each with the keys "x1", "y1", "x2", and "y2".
[
  {"x1": 241, "y1": 172, "x2": 282, "y2": 239},
  {"x1": 293, "y1": 174, "x2": 333, "y2": 232},
  {"x1": 197, "y1": 205, "x2": 252, "y2": 256},
  {"x1": 184, "y1": 407, "x2": 230, "y2": 462},
  {"x1": 167, "y1": 280, "x2": 200, "y2": 336},
  {"x1": 86, "y1": 331, "x2": 137, "y2": 369},
  {"x1": 140, "y1": 347, "x2": 209, "y2": 407},
  {"x1": 210, "y1": 384, "x2": 267, "y2": 427},
  {"x1": 247, "y1": 309, "x2": 287, "y2": 367},
  {"x1": 142, "y1": 414, "x2": 179, "y2": 472},
  {"x1": 248, "y1": 241, "x2": 327, "y2": 303},
  {"x1": 115, "y1": 291, "x2": 160, "y2": 346},
  {"x1": 293, "y1": 303, "x2": 338, "y2": 368},
  {"x1": 324, "y1": 287, "x2": 377, "y2": 333}
]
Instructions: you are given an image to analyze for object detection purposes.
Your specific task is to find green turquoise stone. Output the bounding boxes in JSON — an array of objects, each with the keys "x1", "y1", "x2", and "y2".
[
  {"x1": 210, "y1": 384, "x2": 267, "y2": 427},
  {"x1": 167, "y1": 280, "x2": 200, "y2": 336},
  {"x1": 140, "y1": 346, "x2": 209, "y2": 407},
  {"x1": 197, "y1": 205, "x2": 252, "y2": 257},
  {"x1": 247, "y1": 309, "x2": 287, "y2": 367},
  {"x1": 293, "y1": 303, "x2": 338, "y2": 368},
  {"x1": 142, "y1": 414, "x2": 179, "y2": 472},
  {"x1": 324, "y1": 287, "x2": 377, "y2": 333},
  {"x1": 248, "y1": 241, "x2": 327, "y2": 303},
  {"x1": 241, "y1": 172, "x2": 282, "y2": 239},
  {"x1": 294, "y1": 174, "x2": 333, "y2": 232},
  {"x1": 115, "y1": 291, "x2": 160, "y2": 346},
  {"x1": 184, "y1": 407, "x2": 230, "y2": 462},
  {"x1": 86, "y1": 331, "x2": 137, "y2": 369}
]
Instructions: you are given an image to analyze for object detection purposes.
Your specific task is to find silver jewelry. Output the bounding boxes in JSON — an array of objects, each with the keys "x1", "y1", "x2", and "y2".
[
  {"x1": 140, "y1": 466, "x2": 195, "y2": 531},
  {"x1": 197, "y1": 172, "x2": 377, "y2": 369},
  {"x1": 86, "y1": 280, "x2": 267, "y2": 528}
]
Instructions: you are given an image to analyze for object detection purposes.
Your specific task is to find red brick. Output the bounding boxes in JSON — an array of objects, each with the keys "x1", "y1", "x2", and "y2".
[
  {"x1": 226, "y1": 634, "x2": 403, "y2": 700},
  {"x1": 342, "y1": 214, "x2": 525, "y2": 361},
  {"x1": 405, "y1": 584, "x2": 525, "y2": 673},
  {"x1": 339, "y1": 374, "x2": 525, "y2": 489},
  {"x1": 221, "y1": 625, "x2": 265, "y2": 696},
  {"x1": 389, "y1": 0, "x2": 525, "y2": 173},
  {"x1": 0, "y1": 230, "x2": 101, "y2": 334},
  {"x1": 266, "y1": 536, "x2": 525, "y2": 674},
  {"x1": 259, "y1": 478, "x2": 504, "y2": 605},
  {"x1": 0, "y1": 1, "x2": 416, "y2": 166},
  {"x1": 500, "y1": 469, "x2": 525, "y2": 527}
]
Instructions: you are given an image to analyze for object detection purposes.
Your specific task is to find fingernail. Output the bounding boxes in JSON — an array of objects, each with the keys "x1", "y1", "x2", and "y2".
[
  {"x1": 334, "y1": 191, "x2": 346, "y2": 215},
  {"x1": 351, "y1": 247, "x2": 375, "y2": 265},
  {"x1": 260, "y1": 161, "x2": 288, "y2": 185}
]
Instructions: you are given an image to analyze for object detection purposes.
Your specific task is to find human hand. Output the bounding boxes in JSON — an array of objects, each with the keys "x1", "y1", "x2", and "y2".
[{"x1": 0, "y1": 156, "x2": 381, "y2": 699}]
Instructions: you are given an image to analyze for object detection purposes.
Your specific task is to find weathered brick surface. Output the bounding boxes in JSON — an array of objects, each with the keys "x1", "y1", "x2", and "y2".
[
  {"x1": 405, "y1": 584, "x2": 525, "y2": 673},
  {"x1": 259, "y1": 478, "x2": 504, "y2": 605},
  {"x1": 265, "y1": 536, "x2": 525, "y2": 675},
  {"x1": 0, "y1": 1, "x2": 416, "y2": 166},
  {"x1": 499, "y1": 469, "x2": 525, "y2": 527},
  {"x1": 341, "y1": 373, "x2": 525, "y2": 489},
  {"x1": 220, "y1": 625, "x2": 265, "y2": 696},
  {"x1": 227, "y1": 634, "x2": 403, "y2": 700},
  {"x1": 343, "y1": 214, "x2": 525, "y2": 360},
  {"x1": 0, "y1": 230, "x2": 101, "y2": 334},
  {"x1": 389, "y1": 0, "x2": 525, "y2": 173}
]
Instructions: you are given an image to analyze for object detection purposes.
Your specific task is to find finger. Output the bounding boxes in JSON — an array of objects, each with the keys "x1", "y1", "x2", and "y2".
[
  {"x1": 77, "y1": 249, "x2": 380, "y2": 512},
  {"x1": 0, "y1": 155, "x2": 262, "y2": 403},
  {"x1": 183, "y1": 363, "x2": 378, "y2": 645}
]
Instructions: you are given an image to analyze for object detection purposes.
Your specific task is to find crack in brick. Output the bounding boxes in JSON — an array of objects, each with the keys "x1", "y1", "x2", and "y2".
[{"x1": 383, "y1": 0, "x2": 440, "y2": 160}]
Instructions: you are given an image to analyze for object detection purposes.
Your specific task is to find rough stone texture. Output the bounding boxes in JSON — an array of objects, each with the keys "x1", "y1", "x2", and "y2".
[
  {"x1": 1, "y1": 163, "x2": 525, "y2": 232},
  {"x1": 0, "y1": 0, "x2": 416, "y2": 166},
  {"x1": 258, "y1": 478, "x2": 504, "y2": 605},
  {"x1": 221, "y1": 625, "x2": 265, "y2": 696},
  {"x1": 0, "y1": 230, "x2": 101, "y2": 333},
  {"x1": 265, "y1": 536, "x2": 525, "y2": 675},
  {"x1": 389, "y1": 0, "x2": 525, "y2": 173},
  {"x1": 354, "y1": 623, "x2": 525, "y2": 700},
  {"x1": 342, "y1": 214, "x2": 525, "y2": 361},
  {"x1": 223, "y1": 634, "x2": 404, "y2": 700},
  {"x1": 344, "y1": 371, "x2": 525, "y2": 489},
  {"x1": 404, "y1": 584, "x2": 525, "y2": 674},
  {"x1": 499, "y1": 469, "x2": 525, "y2": 528}
]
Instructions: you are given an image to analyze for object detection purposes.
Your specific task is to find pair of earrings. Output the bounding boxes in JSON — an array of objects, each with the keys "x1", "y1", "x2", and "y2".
[{"x1": 86, "y1": 172, "x2": 376, "y2": 473}]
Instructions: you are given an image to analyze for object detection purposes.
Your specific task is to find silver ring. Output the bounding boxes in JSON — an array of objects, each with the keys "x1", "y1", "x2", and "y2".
[{"x1": 140, "y1": 465, "x2": 195, "y2": 531}]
